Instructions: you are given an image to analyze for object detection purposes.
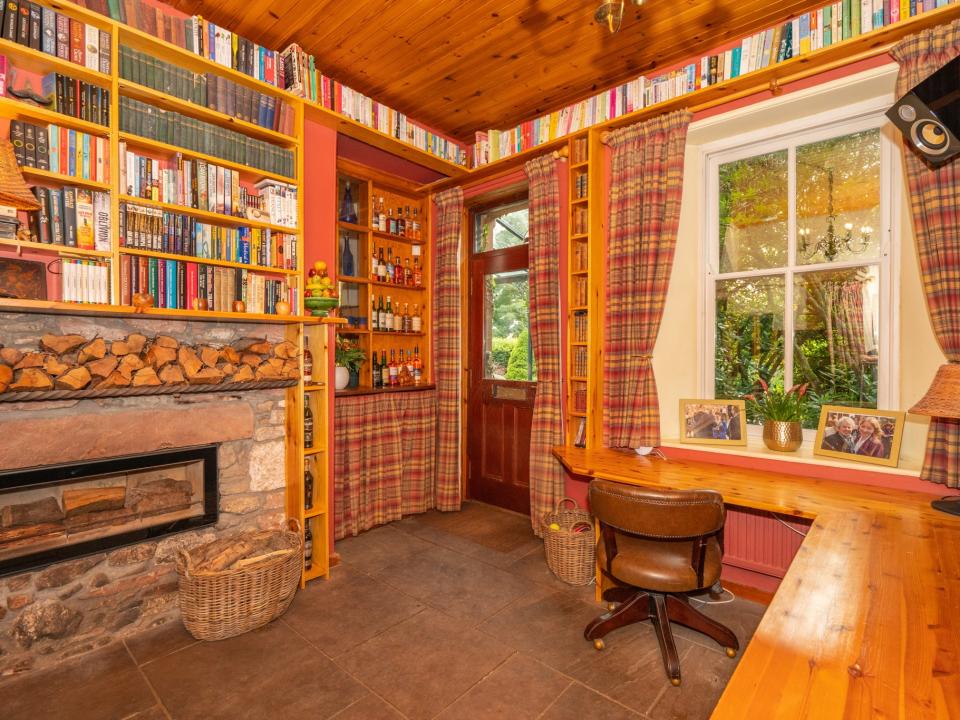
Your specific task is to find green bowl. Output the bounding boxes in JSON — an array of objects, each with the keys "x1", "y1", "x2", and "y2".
[{"x1": 304, "y1": 296, "x2": 340, "y2": 317}]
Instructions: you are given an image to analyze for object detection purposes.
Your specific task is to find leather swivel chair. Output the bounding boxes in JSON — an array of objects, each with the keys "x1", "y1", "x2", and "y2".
[{"x1": 584, "y1": 478, "x2": 739, "y2": 686}]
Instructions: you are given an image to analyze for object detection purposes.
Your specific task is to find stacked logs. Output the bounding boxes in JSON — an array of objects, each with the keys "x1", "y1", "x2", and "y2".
[{"x1": 0, "y1": 334, "x2": 300, "y2": 394}]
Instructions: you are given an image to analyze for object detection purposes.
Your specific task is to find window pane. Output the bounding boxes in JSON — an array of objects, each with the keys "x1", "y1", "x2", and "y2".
[
  {"x1": 484, "y1": 270, "x2": 535, "y2": 381},
  {"x1": 474, "y1": 202, "x2": 529, "y2": 253},
  {"x1": 796, "y1": 130, "x2": 881, "y2": 265},
  {"x1": 719, "y1": 151, "x2": 788, "y2": 273},
  {"x1": 794, "y1": 267, "x2": 879, "y2": 427},
  {"x1": 715, "y1": 275, "x2": 785, "y2": 420}
]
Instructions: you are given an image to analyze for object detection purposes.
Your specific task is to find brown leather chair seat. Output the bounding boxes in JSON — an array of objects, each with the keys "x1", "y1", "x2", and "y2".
[{"x1": 597, "y1": 533, "x2": 722, "y2": 594}]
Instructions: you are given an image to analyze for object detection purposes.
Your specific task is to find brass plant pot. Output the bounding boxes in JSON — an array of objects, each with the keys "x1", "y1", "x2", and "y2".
[{"x1": 762, "y1": 420, "x2": 803, "y2": 452}]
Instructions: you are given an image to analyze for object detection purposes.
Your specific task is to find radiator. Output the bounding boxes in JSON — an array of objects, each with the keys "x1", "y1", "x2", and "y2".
[{"x1": 722, "y1": 506, "x2": 810, "y2": 579}]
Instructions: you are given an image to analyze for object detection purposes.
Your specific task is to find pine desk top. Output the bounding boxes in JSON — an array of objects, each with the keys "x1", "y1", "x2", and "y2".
[{"x1": 553, "y1": 446, "x2": 960, "y2": 720}]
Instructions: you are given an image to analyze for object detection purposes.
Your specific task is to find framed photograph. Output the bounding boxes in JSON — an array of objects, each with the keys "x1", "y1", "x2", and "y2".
[
  {"x1": 679, "y1": 399, "x2": 747, "y2": 446},
  {"x1": 813, "y1": 405, "x2": 906, "y2": 467}
]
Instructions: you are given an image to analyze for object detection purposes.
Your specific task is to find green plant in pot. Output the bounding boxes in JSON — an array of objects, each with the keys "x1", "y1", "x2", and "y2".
[
  {"x1": 335, "y1": 337, "x2": 366, "y2": 390},
  {"x1": 745, "y1": 377, "x2": 810, "y2": 452}
]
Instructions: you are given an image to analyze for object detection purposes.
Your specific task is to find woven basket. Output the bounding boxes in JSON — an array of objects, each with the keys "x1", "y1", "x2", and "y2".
[
  {"x1": 542, "y1": 497, "x2": 595, "y2": 586},
  {"x1": 176, "y1": 520, "x2": 303, "y2": 641}
]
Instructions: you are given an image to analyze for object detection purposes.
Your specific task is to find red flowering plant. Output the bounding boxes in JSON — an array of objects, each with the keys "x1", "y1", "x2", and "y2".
[{"x1": 743, "y1": 376, "x2": 810, "y2": 423}]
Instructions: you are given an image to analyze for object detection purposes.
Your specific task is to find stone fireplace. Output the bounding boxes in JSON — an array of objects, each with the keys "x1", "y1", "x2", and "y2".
[{"x1": 0, "y1": 311, "x2": 293, "y2": 676}]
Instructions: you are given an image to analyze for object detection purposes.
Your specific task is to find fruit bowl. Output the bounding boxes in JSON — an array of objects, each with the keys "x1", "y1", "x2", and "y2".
[{"x1": 304, "y1": 296, "x2": 340, "y2": 317}]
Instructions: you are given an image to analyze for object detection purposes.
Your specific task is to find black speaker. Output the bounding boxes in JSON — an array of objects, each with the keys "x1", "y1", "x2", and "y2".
[{"x1": 887, "y1": 55, "x2": 960, "y2": 166}]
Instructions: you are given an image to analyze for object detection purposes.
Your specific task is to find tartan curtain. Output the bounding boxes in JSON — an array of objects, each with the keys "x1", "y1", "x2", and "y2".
[
  {"x1": 433, "y1": 187, "x2": 464, "y2": 509},
  {"x1": 525, "y1": 154, "x2": 565, "y2": 535},
  {"x1": 603, "y1": 110, "x2": 692, "y2": 448},
  {"x1": 333, "y1": 390, "x2": 438, "y2": 539},
  {"x1": 892, "y1": 22, "x2": 960, "y2": 488}
]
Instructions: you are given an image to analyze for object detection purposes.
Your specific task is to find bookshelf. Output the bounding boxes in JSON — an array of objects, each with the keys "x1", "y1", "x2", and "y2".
[
  {"x1": 334, "y1": 158, "x2": 432, "y2": 394},
  {"x1": 566, "y1": 133, "x2": 589, "y2": 447}
]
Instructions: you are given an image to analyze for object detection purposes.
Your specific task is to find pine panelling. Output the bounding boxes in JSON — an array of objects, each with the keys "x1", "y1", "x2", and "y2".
[{"x1": 168, "y1": 0, "x2": 846, "y2": 141}]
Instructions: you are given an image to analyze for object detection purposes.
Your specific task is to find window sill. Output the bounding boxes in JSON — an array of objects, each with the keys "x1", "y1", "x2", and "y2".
[{"x1": 659, "y1": 437, "x2": 922, "y2": 477}]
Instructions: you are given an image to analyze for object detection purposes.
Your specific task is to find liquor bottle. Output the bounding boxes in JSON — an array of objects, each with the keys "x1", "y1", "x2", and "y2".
[
  {"x1": 304, "y1": 459, "x2": 314, "y2": 510},
  {"x1": 388, "y1": 208, "x2": 397, "y2": 235},
  {"x1": 377, "y1": 247, "x2": 387, "y2": 282},
  {"x1": 338, "y1": 182, "x2": 357, "y2": 224},
  {"x1": 389, "y1": 349, "x2": 399, "y2": 386},
  {"x1": 394, "y1": 255, "x2": 404, "y2": 285},
  {"x1": 377, "y1": 196, "x2": 386, "y2": 231},
  {"x1": 413, "y1": 345, "x2": 422, "y2": 386},
  {"x1": 402, "y1": 303, "x2": 411, "y2": 333},
  {"x1": 412, "y1": 208, "x2": 421, "y2": 241},
  {"x1": 372, "y1": 351, "x2": 381, "y2": 388},
  {"x1": 411, "y1": 303, "x2": 422, "y2": 333},
  {"x1": 397, "y1": 207, "x2": 406, "y2": 237},
  {"x1": 393, "y1": 303, "x2": 403, "y2": 332},
  {"x1": 304, "y1": 404, "x2": 314, "y2": 449},
  {"x1": 377, "y1": 294, "x2": 386, "y2": 332},
  {"x1": 303, "y1": 347, "x2": 313, "y2": 383},
  {"x1": 385, "y1": 296, "x2": 394, "y2": 331},
  {"x1": 371, "y1": 294, "x2": 379, "y2": 331},
  {"x1": 340, "y1": 232, "x2": 355, "y2": 277},
  {"x1": 380, "y1": 349, "x2": 389, "y2": 387},
  {"x1": 413, "y1": 256, "x2": 423, "y2": 287},
  {"x1": 385, "y1": 248, "x2": 394, "y2": 283},
  {"x1": 304, "y1": 523, "x2": 313, "y2": 570},
  {"x1": 406, "y1": 349, "x2": 415, "y2": 375},
  {"x1": 404, "y1": 258, "x2": 413, "y2": 286},
  {"x1": 371, "y1": 245, "x2": 378, "y2": 280}
]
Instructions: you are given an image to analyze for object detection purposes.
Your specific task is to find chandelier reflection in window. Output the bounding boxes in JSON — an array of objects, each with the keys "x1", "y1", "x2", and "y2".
[{"x1": 797, "y1": 167, "x2": 872, "y2": 262}]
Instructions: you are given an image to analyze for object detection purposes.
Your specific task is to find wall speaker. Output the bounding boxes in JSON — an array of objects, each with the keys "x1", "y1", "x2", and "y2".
[{"x1": 887, "y1": 55, "x2": 960, "y2": 166}]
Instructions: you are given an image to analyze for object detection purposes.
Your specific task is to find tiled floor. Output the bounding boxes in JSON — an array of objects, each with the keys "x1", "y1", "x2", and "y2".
[{"x1": 0, "y1": 501, "x2": 766, "y2": 720}]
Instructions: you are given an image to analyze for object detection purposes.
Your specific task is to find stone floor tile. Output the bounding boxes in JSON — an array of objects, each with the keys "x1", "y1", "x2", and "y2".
[
  {"x1": 646, "y1": 643, "x2": 740, "y2": 720},
  {"x1": 124, "y1": 620, "x2": 197, "y2": 666},
  {"x1": 538, "y1": 683, "x2": 643, "y2": 720},
  {"x1": 336, "y1": 525, "x2": 435, "y2": 575},
  {"x1": 669, "y1": 593, "x2": 766, "y2": 653},
  {"x1": 329, "y1": 693, "x2": 406, "y2": 720}
]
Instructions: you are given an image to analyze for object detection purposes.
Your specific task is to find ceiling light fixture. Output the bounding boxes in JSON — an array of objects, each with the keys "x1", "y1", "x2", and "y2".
[{"x1": 595, "y1": 0, "x2": 644, "y2": 34}]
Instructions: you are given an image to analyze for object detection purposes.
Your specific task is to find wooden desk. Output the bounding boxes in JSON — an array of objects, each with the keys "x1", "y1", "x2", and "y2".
[{"x1": 553, "y1": 446, "x2": 960, "y2": 720}]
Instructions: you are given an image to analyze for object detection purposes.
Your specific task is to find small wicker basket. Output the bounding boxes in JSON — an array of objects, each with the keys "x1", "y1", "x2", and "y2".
[
  {"x1": 176, "y1": 520, "x2": 303, "y2": 641},
  {"x1": 542, "y1": 497, "x2": 595, "y2": 586}
]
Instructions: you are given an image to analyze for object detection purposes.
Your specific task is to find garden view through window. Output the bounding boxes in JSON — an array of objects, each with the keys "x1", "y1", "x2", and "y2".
[
  {"x1": 710, "y1": 123, "x2": 890, "y2": 428},
  {"x1": 474, "y1": 201, "x2": 535, "y2": 381}
]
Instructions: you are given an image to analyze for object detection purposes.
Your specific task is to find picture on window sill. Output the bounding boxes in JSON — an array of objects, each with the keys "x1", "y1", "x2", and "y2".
[
  {"x1": 813, "y1": 404, "x2": 905, "y2": 467},
  {"x1": 679, "y1": 399, "x2": 747, "y2": 446}
]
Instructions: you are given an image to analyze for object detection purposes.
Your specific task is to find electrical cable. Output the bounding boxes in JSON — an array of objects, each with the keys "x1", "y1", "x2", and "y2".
[{"x1": 690, "y1": 588, "x2": 737, "y2": 605}]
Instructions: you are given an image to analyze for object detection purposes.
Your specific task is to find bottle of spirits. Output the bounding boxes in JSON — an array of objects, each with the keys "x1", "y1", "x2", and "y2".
[
  {"x1": 304, "y1": 523, "x2": 313, "y2": 570},
  {"x1": 378, "y1": 294, "x2": 386, "y2": 331},
  {"x1": 413, "y1": 345, "x2": 422, "y2": 386},
  {"x1": 385, "y1": 248, "x2": 394, "y2": 283},
  {"x1": 385, "y1": 296, "x2": 394, "y2": 331},
  {"x1": 402, "y1": 303, "x2": 411, "y2": 333},
  {"x1": 397, "y1": 207, "x2": 406, "y2": 237},
  {"x1": 380, "y1": 349, "x2": 390, "y2": 388},
  {"x1": 304, "y1": 404, "x2": 314, "y2": 449},
  {"x1": 377, "y1": 196, "x2": 386, "y2": 231},
  {"x1": 411, "y1": 303, "x2": 422, "y2": 333},
  {"x1": 370, "y1": 294, "x2": 379, "y2": 331},
  {"x1": 371, "y1": 245, "x2": 378, "y2": 280},
  {"x1": 394, "y1": 303, "x2": 403, "y2": 332},
  {"x1": 389, "y1": 349, "x2": 399, "y2": 386},
  {"x1": 404, "y1": 258, "x2": 412, "y2": 286},
  {"x1": 388, "y1": 208, "x2": 397, "y2": 235},
  {"x1": 394, "y1": 255, "x2": 404, "y2": 285},
  {"x1": 413, "y1": 256, "x2": 423, "y2": 287},
  {"x1": 303, "y1": 347, "x2": 313, "y2": 383},
  {"x1": 412, "y1": 208, "x2": 421, "y2": 241},
  {"x1": 304, "y1": 459, "x2": 314, "y2": 510},
  {"x1": 378, "y1": 248, "x2": 387, "y2": 282},
  {"x1": 372, "y1": 351, "x2": 381, "y2": 388},
  {"x1": 338, "y1": 182, "x2": 357, "y2": 224}
]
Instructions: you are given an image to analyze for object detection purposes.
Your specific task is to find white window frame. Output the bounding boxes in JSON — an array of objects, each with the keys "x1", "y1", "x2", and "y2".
[{"x1": 701, "y1": 103, "x2": 901, "y2": 439}]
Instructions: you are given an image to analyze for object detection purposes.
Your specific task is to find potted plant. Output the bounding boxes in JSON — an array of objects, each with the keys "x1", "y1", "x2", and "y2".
[
  {"x1": 335, "y1": 337, "x2": 366, "y2": 390},
  {"x1": 745, "y1": 378, "x2": 810, "y2": 452}
]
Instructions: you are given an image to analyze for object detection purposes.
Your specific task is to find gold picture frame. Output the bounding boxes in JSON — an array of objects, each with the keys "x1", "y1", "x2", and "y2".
[
  {"x1": 813, "y1": 405, "x2": 906, "y2": 467},
  {"x1": 679, "y1": 399, "x2": 747, "y2": 446}
]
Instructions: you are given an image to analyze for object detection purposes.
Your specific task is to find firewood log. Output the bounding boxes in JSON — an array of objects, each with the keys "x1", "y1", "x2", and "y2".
[
  {"x1": 40, "y1": 334, "x2": 87, "y2": 355},
  {"x1": 255, "y1": 363, "x2": 282, "y2": 380},
  {"x1": 14, "y1": 352, "x2": 46, "y2": 370},
  {"x1": 10, "y1": 367, "x2": 53, "y2": 390},
  {"x1": 98, "y1": 369, "x2": 132, "y2": 388},
  {"x1": 177, "y1": 346, "x2": 203, "y2": 376},
  {"x1": 186, "y1": 367, "x2": 224, "y2": 385},
  {"x1": 266, "y1": 357, "x2": 284, "y2": 370},
  {"x1": 154, "y1": 335, "x2": 179, "y2": 349},
  {"x1": 62, "y1": 487, "x2": 125, "y2": 517},
  {"x1": 43, "y1": 356, "x2": 70, "y2": 377},
  {"x1": 199, "y1": 346, "x2": 220, "y2": 368},
  {"x1": 227, "y1": 365, "x2": 255, "y2": 382},
  {"x1": 158, "y1": 364, "x2": 186, "y2": 385},
  {"x1": 86, "y1": 355, "x2": 119, "y2": 378},
  {"x1": 232, "y1": 337, "x2": 266, "y2": 353},
  {"x1": 55, "y1": 366, "x2": 92, "y2": 390},
  {"x1": 119, "y1": 354, "x2": 145, "y2": 372},
  {"x1": 0, "y1": 347, "x2": 23, "y2": 366},
  {"x1": 0, "y1": 364, "x2": 12, "y2": 386},
  {"x1": 132, "y1": 367, "x2": 162, "y2": 386},
  {"x1": 240, "y1": 353, "x2": 262, "y2": 367},
  {"x1": 218, "y1": 363, "x2": 237, "y2": 376},
  {"x1": 145, "y1": 344, "x2": 177, "y2": 369},
  {"x1": 246, "y1": 341, "x2": 273, "y2": 355},
  {"x1": 221, "y1": 346, "x2": 240, "y2": 364},
  {"x1": 273, "y1": 341, "x2": 297, "y2": 359},
  {"x1": 78, "y1": 337, "x2": 107, "y2": 363},
  {"x1": 112, "y1": 333, "x2": 147, "y2": 356}
]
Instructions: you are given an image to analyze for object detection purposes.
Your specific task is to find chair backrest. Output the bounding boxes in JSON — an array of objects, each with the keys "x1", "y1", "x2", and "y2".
[{"x1": 588, "y1": 478, "x2": 725, "y2": 540}]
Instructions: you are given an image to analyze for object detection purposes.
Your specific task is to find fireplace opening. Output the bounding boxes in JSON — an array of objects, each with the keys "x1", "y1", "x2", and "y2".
[{"x1": 0, "y1": 445, "x2": 219, "y2": 577}]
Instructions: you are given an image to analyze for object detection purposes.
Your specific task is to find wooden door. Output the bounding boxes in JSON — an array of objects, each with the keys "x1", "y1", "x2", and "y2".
[{"x1": 466, "y1": 200, "x2": 534, "y2": 515}]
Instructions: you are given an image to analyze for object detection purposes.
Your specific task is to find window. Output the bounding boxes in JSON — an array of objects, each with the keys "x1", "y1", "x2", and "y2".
[
  {"x1": 705, "y1": 114, "x2": 897, "y2": 429},
  {"x1": 474, "y1": 200, "x2": 529, "y2": 252}
]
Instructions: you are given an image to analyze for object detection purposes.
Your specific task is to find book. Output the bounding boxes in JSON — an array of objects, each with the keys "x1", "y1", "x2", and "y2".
[
  {"x1": 84, "y1": 23, "x2": 98, "y2": 71},
  {"x1": 32, "y1": 186, "x2": 50, "y2": 243},
  {"x1": 62, "y1": 187, "x2": 77, "y2": 246},
  {"x1": 27, "y1": 2, "x2": 39, "y2": 50},
  {"x1": 22, "y1": 122, "x2": 36, "y2": 167},
  {"x1": 75, "y1": 188, "x2": 94, "y2": 249},
  {"x1": 39, "y1": 4, "x2": 53, "y2": 54},
  {"x1": 2, "y1": 1, "x2": 17, "y2": 42}
]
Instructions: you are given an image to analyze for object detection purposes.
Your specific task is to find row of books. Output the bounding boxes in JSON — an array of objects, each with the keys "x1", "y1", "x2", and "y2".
[
  {"x1": 62, "y1": 258, "x2": 110, "y2": 304},
  {"x1": 73, "y1": 0, "x2": 468, "y2": 166},
  {"x1": 119, "y1": 96, "x2": 295, "y2": 178},
  {"x1": 11, "y1": 121, "x2": 109, "y2": 182},
  {"x1": 118, "y1": 46, "x2": 295, "y2": 135},
  {"x1": 472, "y1": 0, "x2": 959, "y2": 165},
  {"x1": 118, "y1": 202, "x2": 297, "y2": 271},
  {"x1": 119, "y1": 145, "x2": 296, "y2": 227},
  {"x1": 119, "y1": 254, "x2": 295, "y2": 314},
  {"x1": 0, "y1": 0, "x2": 111, "y2": 74},
  {"x1": 38, "y1": 71, "x2": 111, "y2": 126},
  {"x1": 30, "y1": 186, "x2": 111, "y2": 251}
]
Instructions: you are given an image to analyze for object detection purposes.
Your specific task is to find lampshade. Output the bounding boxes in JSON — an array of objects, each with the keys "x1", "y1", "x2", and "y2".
[
  {"x1": 0, "y1": 138, "x2": 40, "y2": 211},
  {"x1": 909, "y1": 363, "x2": 960, "y2": 418}
]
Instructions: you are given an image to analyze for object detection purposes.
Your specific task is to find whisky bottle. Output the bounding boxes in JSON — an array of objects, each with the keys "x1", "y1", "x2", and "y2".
[
  {"x1": 385, "y1": 296, "x2": 394, "y2": 331},
  {"x1": 377, "y1": 196, "x2": 386, "y2": 231},
  {"x1": 413, "y1": 256, "x2": 422, "y2": 287},
  {"x1": 394, "y1": 255, "x2": 404, "y2": 285},
  {"x1": 304, "y1": 403, "x2": 314, "y2": 449},
  {"x1": 377, "y1": 294, "x2": 386, "y2": 331},
  {"x1": 304, "y1": 459, "x2": 314, "y2": 510},
  {"x1": 404, "y1": 258, "x2": 412, "y2": 286},
  {"x1": 402, "y1": 303, "x2": 411, "y2": 333},
  {"x1": 377, "y1": 247, "x2": 387, "y2": 282},
  {"x1": 397, "y1": 207, "x2": 406, "y2": 237},
  {"x1": 413, "y1": 208, "x2": 421, "y2": 241},
  {"x1": 304, "y1": 523, "x2": 313, "y2": 570},
  {"x1": 388, "y1": 208, "x2": 397, "y2": 235},
  {"x1": 411, "y1": 303, "x2": 422, "y2": 333},
  {"x1": 372, "y1": 351, "x2": 381, "y2": 388},
  {"x1": 413, "y1": 345, "x2": 422, "y2": 386},
  {"x1": 371, "y1": 245, "x2": 378, "y2": 280},
  {"x1": 303, "y1": 347, "x2": 313, "y2": 383},
  {"x1": 371, "y1": 294, "x2": 379, "y2": 331},
  {"x1": 386, "y1": 248, "x2": 394, "y2": 283},
  {"x1": 380, "y1": 349, "x2": 390, "y2": 387},
  {"x1": 394, "y1": 303, "x2": 403, "y2": 332},
  {"x1": 389, "y1": 349, "x2": 399, "y2": 386}
]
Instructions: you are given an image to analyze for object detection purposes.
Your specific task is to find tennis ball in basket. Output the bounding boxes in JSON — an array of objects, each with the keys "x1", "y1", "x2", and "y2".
[{"x1": 549, "y1": 522, "x2": 561, "y2": 531}]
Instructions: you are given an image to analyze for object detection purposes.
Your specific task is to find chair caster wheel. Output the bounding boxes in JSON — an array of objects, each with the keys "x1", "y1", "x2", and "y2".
[
  {"x1": 593, "y1": 639, "x2": 605, "y2": 651},
  {"x1": 670, "y1": 677, "x2": 681, "y2": 687},
  {"x1": 607, "y1": 602, "x2": 617, "y2": 612},
  {"x1": 725, "y1": 647, "x2": 737, "y2": 658}
]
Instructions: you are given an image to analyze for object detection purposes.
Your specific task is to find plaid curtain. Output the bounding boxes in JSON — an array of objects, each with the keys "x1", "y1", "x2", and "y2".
[
  {"x1": 892, "y1": 22, "x2": 960, "y2": 488},
  {"x1": 603, "y1": 110, "x2": 692, "y2": 448},
  {"x1": 333, "y1": 390, "x2": 438, "y2": 539},
  {"x1": 433, "y1": 188, "x2": 464, "y2": 509},
  {"x1": 525, "y1": 154, "x2": 565, "y2": 535}
]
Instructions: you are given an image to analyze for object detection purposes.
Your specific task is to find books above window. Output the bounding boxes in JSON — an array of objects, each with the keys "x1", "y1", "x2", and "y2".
[{"x1": 0, "y1": 1, "x2": 110, "y2": 74}]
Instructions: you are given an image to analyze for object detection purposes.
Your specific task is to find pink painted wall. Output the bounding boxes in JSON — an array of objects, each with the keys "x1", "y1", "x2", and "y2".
[{"x1": 338, "y1": 135, "x2": 445, "y2": 185}]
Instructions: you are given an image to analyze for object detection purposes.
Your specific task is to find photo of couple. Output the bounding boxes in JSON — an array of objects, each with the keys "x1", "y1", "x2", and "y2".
[
  {"x1": 680, "y1": 400, "x2": 747, "y2": 446},
  {"x1": 815, "y1": 405, "x2": 905, "y2": 467}
]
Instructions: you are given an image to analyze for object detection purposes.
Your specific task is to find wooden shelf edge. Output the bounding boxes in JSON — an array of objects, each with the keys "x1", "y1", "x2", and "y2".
[
  {"x1": 118, "y1": 195, "x2": 299, "y2": 234},
  {"x1": 0, "y1": 298, "x2": 314, "y2": 323},
  {"x1": 0, "y1": 95, "x2": 110, "y2": 136},
  {"x1": 0, "y1": 238, "x2": 111, "y2": 258},
  {"x1": 22, "y1": 167, "x2": 113, "y2": 190},
  {"x1": 0, "y1": 37, "x2": 112, "y2": 86},
  {"x1": 119, "y1": 247, "x2": 298, "y2": 276},
  {"x1": 335, "y1": 383, "x2": 436, "y2": 398}
]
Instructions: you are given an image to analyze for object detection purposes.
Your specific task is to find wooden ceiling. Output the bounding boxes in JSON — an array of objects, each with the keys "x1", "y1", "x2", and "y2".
[{"x1": 169, "y1": 0, "x2": 831, "y2": 142}]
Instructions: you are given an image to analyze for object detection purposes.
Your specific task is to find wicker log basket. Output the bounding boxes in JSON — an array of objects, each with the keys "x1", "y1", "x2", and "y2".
[
  {"x1": 176, "y1": 520, "x2": 303, "y2": 641},
  {"x1": 542, "y1": 497, "x2": 595, "y2": 586}
]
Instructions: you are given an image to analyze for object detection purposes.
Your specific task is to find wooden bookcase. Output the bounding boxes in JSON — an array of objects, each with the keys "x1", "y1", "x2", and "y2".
[{"x1": 334, "y1": 158, "x2": 432, "y2": 394}]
